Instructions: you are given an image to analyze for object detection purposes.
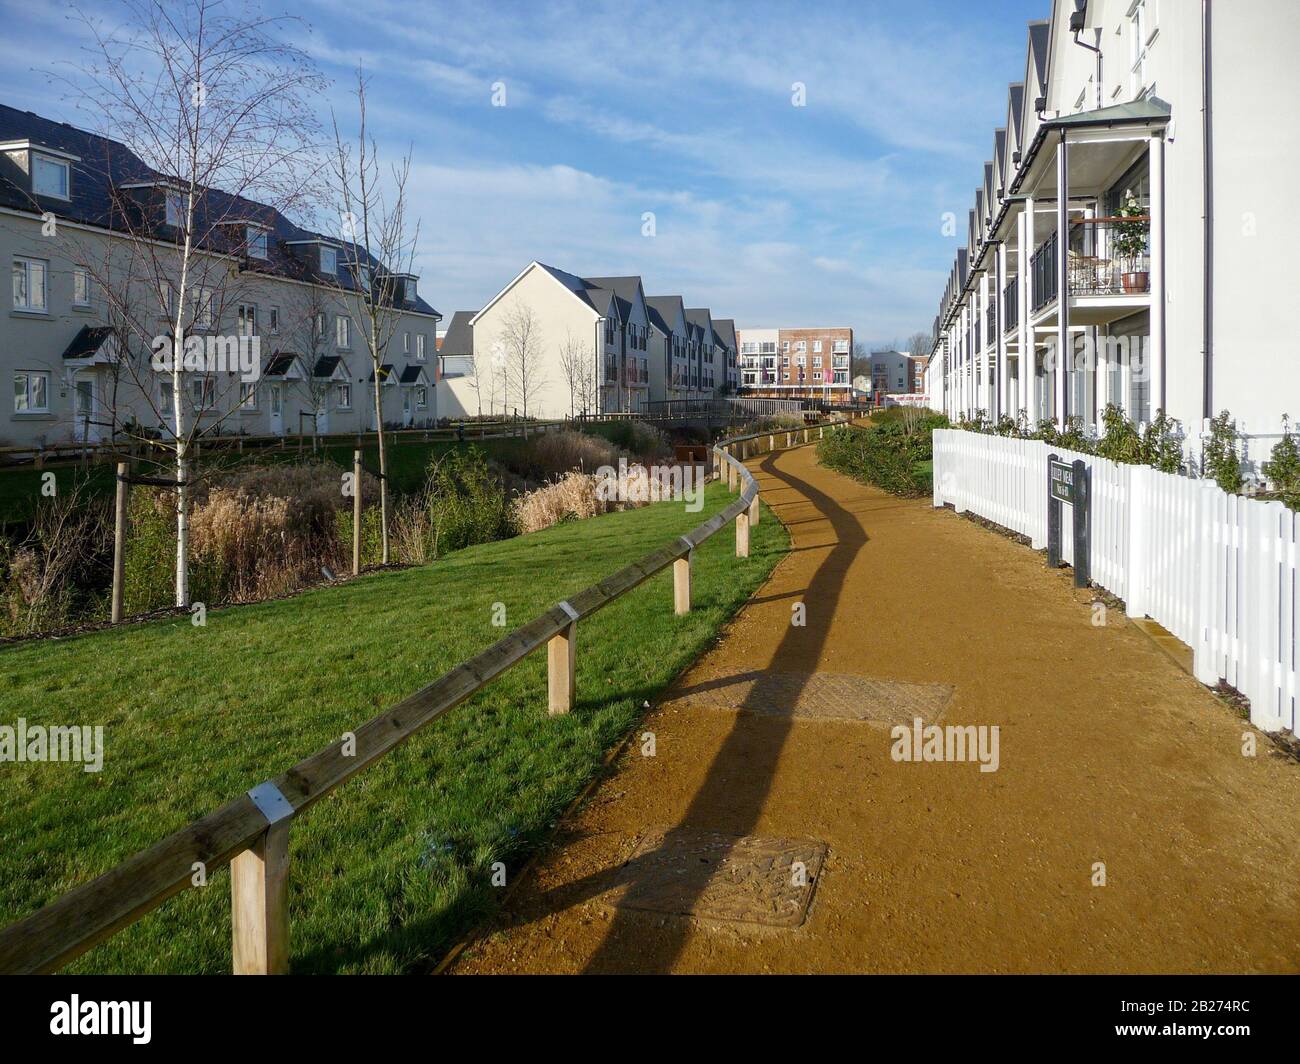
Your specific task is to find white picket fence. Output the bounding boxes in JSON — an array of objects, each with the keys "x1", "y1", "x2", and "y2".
[{"x1": 932, "y1": 429, "x2": 1298, "y2": 738}]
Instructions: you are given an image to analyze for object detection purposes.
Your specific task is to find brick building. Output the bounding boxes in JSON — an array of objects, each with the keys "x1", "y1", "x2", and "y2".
[{"x1": 738, "y1": 325, "x2": 855, "y2": 404}]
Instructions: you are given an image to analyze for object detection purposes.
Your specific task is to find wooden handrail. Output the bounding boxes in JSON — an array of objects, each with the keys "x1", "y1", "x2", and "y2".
[{"x1": 0, "y1": 417, "x2": 843, "y2": 974}]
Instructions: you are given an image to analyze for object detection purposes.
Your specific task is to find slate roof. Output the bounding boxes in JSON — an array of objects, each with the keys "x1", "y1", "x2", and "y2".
[
  {"x1": 398, "y1": 364, "x2": 424, "y2": 384},
  {"x1": 440, "y1": 310, "x2": 475, "y2": 357},
  {"x1": 0, "y1": 103, "x2": 439, "y2": 318},
  {"x1": 263, "y1": 352, "x2": 296, "y2": 377},
  {"x1": 59, "y1": 324, "x2": 116, "y2": 360},
  {"x1": 645, "y1": 295, "x2": 686, "y2": 338},
  {"x1": 313, "y1": 355, "x2": 341, "y2": 379},
  {"x1": 712, "y1": 318, "x2": 737, "y2": 351}
]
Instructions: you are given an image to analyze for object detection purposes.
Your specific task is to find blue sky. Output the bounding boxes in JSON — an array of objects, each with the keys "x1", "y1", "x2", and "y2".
[{"x1": 0, "y1": 0, "x2": 1045, "y2": 349}]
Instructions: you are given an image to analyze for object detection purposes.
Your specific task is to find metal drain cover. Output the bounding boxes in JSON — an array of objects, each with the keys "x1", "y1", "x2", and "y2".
[
  {"x1": 664, "y1": 671, "x2": 953, "y2": 724},
  {"x1": 600, "y1": 829, "x2": 826, "y2": 928}
]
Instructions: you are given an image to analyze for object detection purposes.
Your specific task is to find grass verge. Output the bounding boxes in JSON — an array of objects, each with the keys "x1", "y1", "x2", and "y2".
[{"x1": 0, "y1": 481, "x2": 784, "y2": 973}]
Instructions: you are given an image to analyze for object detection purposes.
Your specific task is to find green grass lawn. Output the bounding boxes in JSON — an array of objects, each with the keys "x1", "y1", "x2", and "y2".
[{"x1": 0, "y1": 481, "x2": 784, "y2": 973}]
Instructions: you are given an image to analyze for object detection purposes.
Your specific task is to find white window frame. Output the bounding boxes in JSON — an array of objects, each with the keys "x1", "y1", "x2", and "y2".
[
  {"x1": 73, "y1": 266, "x2": 93, "y2": 308},
  {"x1": 336, "y1": 315, "x2": 351, "y2": 348},
  {"x1": 190, "y1": 376, "x2": 215, "y2": 408},
  {"x1": 238, "y1": 381, "x2": 258, "y2": 409},
  {"x1": 13, "y1": 370, "x2": 50, "y2": 413},
  {"x1": 320, "y1": 245, "x2": 338, "y2": 275},
  {"x1": 191, "y1": 285, "x2": 214, "y2": 330},
  {"x1": 12, "y1": 256, "x2": 48, "y2": 312},
  {"x1": 813, "y1": 340, "x2": 823, "y2": 353},
  {"x1": 237, "y1": 302, "x2": 258, "y2": 336},
  {"x1": 269, "y1": 306, "x2": 279, "y2": 334},
  {"x1": 31, "y1": 153, "x2": 70, "y2": 200},
  {"x1": 1129, "y1": 0, "x2": 1157, "y2": 99},
  {"x1": 415, "y1": 385, "x2": 427, "y2": 409},
  {"x1": 246, "y1": 226, "x2": 268, "y2": 259},
  {"x1": 403, "y1": 331, "x2": 410, "y2": 354},
  {"x1": 416, "y1": 334, "x2": 426, "y2": 361},
  {"x1": 165, "y1": 191, "x2": 185, "y2": 229},
  {"x1": 336, "y1": 383, "x2": 352, "y2": 409}
]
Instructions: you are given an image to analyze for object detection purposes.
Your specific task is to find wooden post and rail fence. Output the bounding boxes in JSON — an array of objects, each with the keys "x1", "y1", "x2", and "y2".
[{"x1": 0, "y1": 419, "x2": 843, "y2": 975}]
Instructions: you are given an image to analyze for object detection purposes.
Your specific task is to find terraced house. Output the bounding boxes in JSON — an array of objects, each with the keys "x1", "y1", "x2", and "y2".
[
  {"x1": 926, "y1": 0, "x2": 1300, "y2": 468},
  {"x1": 1, "y1": 104, "x2": 442, "y2": 450}
]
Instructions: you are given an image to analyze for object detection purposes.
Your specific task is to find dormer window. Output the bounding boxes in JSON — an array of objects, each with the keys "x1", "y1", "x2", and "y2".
[
  {"x1": 32, "y1": 153, "x2": 69, "y2": 199},
  {"x1": 246, "y1": 226, "x2": 268, "y2": 259},
  {"x1": 320, "y1": 246, "x2": 337, "y2": 275},
  {"x1": 165, "y1": 191, "x2": 184, "y2": 228},
  {"x1": 407, "y1": 277, "x2": 417, "y2": 302}
]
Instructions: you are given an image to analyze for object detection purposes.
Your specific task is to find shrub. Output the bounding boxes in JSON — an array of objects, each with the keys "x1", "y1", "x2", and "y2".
[
  {"x1": 425, "y1": 446, "x2": 516, "y2": 555},
  {"x1": 1095, "y1": 404, "x2": 1143, "y2": 464},
  {"x1": 1262, "y1": 418, "x2": 1300, "y2": 512},
  {"x1": 1202, "y1": 409, "x2": 1244, "y2": 494},
  {"x1": 1140, "y1": 410, "x2": 1183, "y2": 474},
  {"x1": 818, "y1": 420, "x2": 940, "y2": 497}
]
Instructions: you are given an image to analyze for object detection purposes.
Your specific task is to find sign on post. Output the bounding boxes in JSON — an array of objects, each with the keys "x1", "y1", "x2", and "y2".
[{"x1": 1046, "y1": 454, "x2": 1090, "y2": 588}]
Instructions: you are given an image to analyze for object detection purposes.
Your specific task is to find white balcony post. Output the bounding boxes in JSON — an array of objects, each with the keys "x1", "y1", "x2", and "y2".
[
  {"x1": 1017, "y1": 203, "x2": 1031, "y2": 423},
  {"x1": 1149, "y1": 131, "x2": 1166, "y2": 418},
  {"x1": 1055, "y1": 134, "x2": 1070, "y2": 430},
  {"x1": 997, "y1": 240, "x2": 1009, "y2": 420},
  {"x1": 981, "y1": 269, "x2": 991, "y2": 416}
]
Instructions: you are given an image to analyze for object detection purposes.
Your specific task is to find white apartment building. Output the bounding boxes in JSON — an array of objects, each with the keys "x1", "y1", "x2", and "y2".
[
  {"x1": 1, "y1": 103, "x2": 441, "y2": 449},
  {"x1": 456, "y1": 261, "x2": 735, "y2": 419},
  {"x1": 926, "y1": 0, "x2": 1300, "y2": 468}
]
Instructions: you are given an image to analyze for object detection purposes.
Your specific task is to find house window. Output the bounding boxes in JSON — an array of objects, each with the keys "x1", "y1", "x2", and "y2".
[
  {"x1": 403, "y1": 331, "x2": 410, "y2": 354},
  {"x1": 191, "y1": 377, "x2": 215, "y2": 407},
  {"x1": 73, "y1": 267, "x2": 92, "y2": 307},
  {"x1": 238, "y1": 382, "x2": 257, "y2": 408},
  {"x1": 407, "y1": 278, "x2": 417, "y2": 301},
  {"x1": 12, "y1": 257, "x2": 47, "y2": 311},
  {"x1": 833, "y1": 340, "x2": 848, "y2": 353},
  {"x1": 314, "y1": 312, "x2": 326, "y2": 338},
  {"x1": 237, "y1": 303, "x2": 257, "y2": 336},
  {"x1": 813, "y1": 340, "x2": 823, "y2": 353},
  {"x1": 32, "y1": 153, "x2": 70, "y2": 199},
  {"x1": 246, "y1": 227, "x2": 268, "y2": 259},
  {"x1": 320, "y1": 246, "x2": 337, "y2": 275},
  {"x1": 191, "y1": 286, "x2": 213, "y2": 329},
  {"x1": 165, "y1": 190, "x2": 184, "y2": 228},
  {"x1": 1130, "y1": 0, "x2": 1157, "y2": 98},
  {"x1": 796, "y1": 340, "x2": 806, "y2": 352},
  {"x1": 416, "y1": 334, "x2": 426, "y2": 361},
  {"x1": 415, "y1": 385, "x2": 427, "y2": 408},
  {"x1": 269, "y1": 306, "x2": 279, "y2": 333},
  {"x1": 336, "y1": 315, "x2": 351, "y2": 348},
  {"x1": 337, "y1": 383, "x2": 351, "y2": 409},
  {"x1": 13, "y1": 371, "x2": 49, "y2": 412}
]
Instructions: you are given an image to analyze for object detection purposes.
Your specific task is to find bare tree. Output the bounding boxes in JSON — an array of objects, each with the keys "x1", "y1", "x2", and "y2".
[
  {"x1": 53, "y1": 0, "x2": 324, "y2": 606},
  {"x1": 557, "y1": 329, "x2": 588, "y2": 419},
  {"x1": 500, "y1": 300, "x2": 545, "y2": 435},
  {"x1": 907, "y1": 331, "x2": 931, "y2": 359},
  {"x1": 327, "y1": 67, "x2": 421, "y2": 565},
  {"x1": 285, "y1": 286, "x2": 336, "y2": 448}
]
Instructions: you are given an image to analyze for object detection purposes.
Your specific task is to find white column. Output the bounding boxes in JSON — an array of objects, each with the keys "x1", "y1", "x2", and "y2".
[
  {"x1": 1017, "y1": 203, "x2": 1031, "y2": 423},
  {"x1": 980, "y1": 270, "x2": 991, "y2": 416},
  {"x1": 997, "y1": 240, "x2": 1009, "y2": 419},
  {"x1": 1055, "y1": 135, "x2": 1070, "y2": 429},
  {"x1": 1149, "y1": 131, "x2": 1165, "y2": 418}
]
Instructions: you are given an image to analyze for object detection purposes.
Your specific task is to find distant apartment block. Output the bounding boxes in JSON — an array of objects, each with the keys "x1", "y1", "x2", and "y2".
[{"x1": 737, "y1": 326, "x2": 854, "y2": 404}]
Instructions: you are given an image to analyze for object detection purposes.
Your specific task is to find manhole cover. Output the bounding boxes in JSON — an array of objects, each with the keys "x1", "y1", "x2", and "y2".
[
  {"x1": 664, "y1": 671, "x2": 953, "y2": 724},
  {"x1": 600, "y1": 829, "x2": 826, "y2": 928}
]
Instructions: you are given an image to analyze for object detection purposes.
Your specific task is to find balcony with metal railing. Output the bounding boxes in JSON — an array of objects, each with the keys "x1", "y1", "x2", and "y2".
[
  {"x1": 1067, "y1": 217, "x2": 1151, "y2": 296},
  {"x1": 1003, "y1": 277, "x2": 1018, "y2": 334},
  {"x1": 1031, "y1": 230, "x2": 1058, "y2": 312}
]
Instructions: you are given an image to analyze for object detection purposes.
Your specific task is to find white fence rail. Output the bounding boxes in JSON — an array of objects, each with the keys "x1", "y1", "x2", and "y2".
[{"x1": 932, "y1": 429, "x2": 1298, "y2": 738}]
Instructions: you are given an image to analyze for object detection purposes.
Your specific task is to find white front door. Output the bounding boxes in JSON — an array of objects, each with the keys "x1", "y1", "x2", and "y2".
[
  {"x1": 269, "y1": 384, "x2": 284, "y2": 435},
  {"x1": 73, "y1": 373, "x2": 102, "y2": 441},
  {"x1": 401, "y1": 387, "x2": 413, "y2": 426}
]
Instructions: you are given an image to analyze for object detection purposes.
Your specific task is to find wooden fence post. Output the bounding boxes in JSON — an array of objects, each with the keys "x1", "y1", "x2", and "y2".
[
  {"x1": 674, "y1": 552, "x2": 692, "y2": 615},
  {"x1": 352, "y1": 450, "x2": 362, "y2": 577},
  {"x1": 231, "y1": 822, "x2": 290, "y2": 975},
  {"x1": 111, "y1": 462, "x2": 129, "y2": 624},
  {"x1": 749, "y1": 493, "x2": 760, "y2": 527},
  {"x1": 735, "y1": 511, "x2": 750, "y2": 558},
  {"x1": 548, "y1": 620, "x2": 577, "y2": 715}
]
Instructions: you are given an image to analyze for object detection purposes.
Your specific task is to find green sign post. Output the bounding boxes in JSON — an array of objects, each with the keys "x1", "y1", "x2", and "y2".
[{"x1": 1046, "y1": 454, "x2": 1090, "y2": 588}]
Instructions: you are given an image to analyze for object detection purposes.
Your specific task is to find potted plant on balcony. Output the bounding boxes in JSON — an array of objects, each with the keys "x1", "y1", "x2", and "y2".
[{"x1": 1113, "y1": 189, "x2": 1150, "y2": 294}]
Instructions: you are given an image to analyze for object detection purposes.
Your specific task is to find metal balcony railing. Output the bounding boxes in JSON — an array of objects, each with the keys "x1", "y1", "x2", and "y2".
[
  {"x1": 1031, "y1": 230, "x2": 1058, "y2": 312},
  {"x1": 1004, "y1": 277, "x2": 1018, "y2": 334},
  {"x1": 985, "y1": 306, "x2": 995, "y2": 347},
  {"x1": 1068, "y1": 217, "x2": 1151, "y2": 295}
]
